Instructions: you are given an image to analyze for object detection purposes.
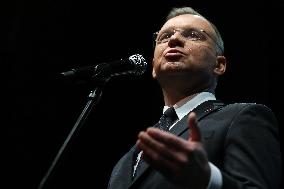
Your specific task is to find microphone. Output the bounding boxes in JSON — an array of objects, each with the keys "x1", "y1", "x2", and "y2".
[{"x1": 60, "y1": 54, "x2": 147, "y2": 82}]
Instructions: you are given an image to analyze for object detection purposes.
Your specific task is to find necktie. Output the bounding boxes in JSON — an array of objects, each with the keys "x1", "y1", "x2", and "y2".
[
  {"x1": 157, "y1": 107, "x2": 178, "y2": 131},
  {"x1": 133, "y1": 107, "x2": 178, "y2": 178}
]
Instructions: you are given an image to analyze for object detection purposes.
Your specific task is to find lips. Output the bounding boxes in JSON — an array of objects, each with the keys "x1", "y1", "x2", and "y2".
[{"x1": 164, "y1": 49, "x2": 185, "y2": 60}]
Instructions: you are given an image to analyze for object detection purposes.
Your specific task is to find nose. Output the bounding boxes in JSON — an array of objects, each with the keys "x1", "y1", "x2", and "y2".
[
  {"x1": 170, "y1": 30, "x2": 183, "y2": 39},
  {"x1": 168, "y1": 31, "x2": 185, "y2": 47}
]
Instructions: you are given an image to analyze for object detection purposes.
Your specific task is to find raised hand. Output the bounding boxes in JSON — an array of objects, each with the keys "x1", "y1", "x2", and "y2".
[{"x1": 137, "y1": 112, "x2": 210, "y2": 189}]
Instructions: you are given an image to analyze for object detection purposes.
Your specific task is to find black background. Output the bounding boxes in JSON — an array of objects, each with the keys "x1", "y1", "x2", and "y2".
[{"x1": 3, "y1": 0, "x2": 283, "y2": 188}]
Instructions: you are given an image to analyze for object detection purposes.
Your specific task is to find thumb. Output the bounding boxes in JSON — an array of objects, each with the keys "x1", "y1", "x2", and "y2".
[{"x1": 188, "y1": 112, "x2": 201, "y2": 142}]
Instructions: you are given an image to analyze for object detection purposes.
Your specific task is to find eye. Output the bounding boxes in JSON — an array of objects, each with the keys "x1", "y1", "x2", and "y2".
[
  {"x1": 157, "y1": 31, "x2": 174, "y2": 43},
  {"x1": 183, "y1": 30, "x2": 204, "y2": 41}
]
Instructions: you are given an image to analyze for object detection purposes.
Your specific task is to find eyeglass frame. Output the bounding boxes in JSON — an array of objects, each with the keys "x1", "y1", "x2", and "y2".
[{"x1": 152, "y1": 27, "x2": 224, "y2": 55}]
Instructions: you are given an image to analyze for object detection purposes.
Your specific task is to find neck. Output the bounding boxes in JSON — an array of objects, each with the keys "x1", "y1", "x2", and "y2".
[
  {"x1": 162, "y1": 86, "x2": 215, "y2": 106},
  {"x1": 156, "y1": 74, "x2": 216, "y2": 106}
]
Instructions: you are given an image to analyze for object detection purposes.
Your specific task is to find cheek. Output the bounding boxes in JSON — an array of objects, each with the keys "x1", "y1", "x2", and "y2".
[
  {"x1": 153, "y1": 46, "x2": 164, "y2": 66},
  {"x1": 153, "y1": 46, "x2": 163, "y2": 59},
  {"x1": 191, "y1": 46, "x2": 216, "y2": 66}
]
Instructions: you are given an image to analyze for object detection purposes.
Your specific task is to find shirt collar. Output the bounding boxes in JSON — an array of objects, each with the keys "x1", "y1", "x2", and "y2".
[{"x1": 163, "y1": 92, "x2": 216, "y2": 120}]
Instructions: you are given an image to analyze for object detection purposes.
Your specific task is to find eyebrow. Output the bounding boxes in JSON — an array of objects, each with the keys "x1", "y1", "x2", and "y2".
[{"x1": 159, "y1": 26, "x2": 204, "y2": 33}]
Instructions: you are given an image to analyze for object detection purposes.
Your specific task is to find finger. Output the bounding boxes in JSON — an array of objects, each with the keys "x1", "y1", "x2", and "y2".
[
  {"x1": 146, "y1": 127, "x2": 190, "y2": 151},
  {"x1": 137, "y1": 137, "x2": 179, "y2": 176},
  {"x1": 188, "y1": 112, "x2": 201, "y2": 142},
  {"x1": 137, "y1": 131, "x2": 187, "y2": 163}
]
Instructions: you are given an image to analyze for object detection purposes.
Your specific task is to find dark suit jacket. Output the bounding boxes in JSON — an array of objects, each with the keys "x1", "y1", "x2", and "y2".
[{"x1": 108, "y1": 100, "x2": 282, "y2": 189}]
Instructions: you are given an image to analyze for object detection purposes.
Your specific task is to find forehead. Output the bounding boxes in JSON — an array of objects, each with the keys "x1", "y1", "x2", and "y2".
[{"x1": 160, "y1": 14, "x2": 214, "y2": 33}]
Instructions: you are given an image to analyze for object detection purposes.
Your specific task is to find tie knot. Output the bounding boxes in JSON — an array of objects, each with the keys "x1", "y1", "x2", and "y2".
[
  {"x1": 163, "y1": 107, "x2": 177, "y2": 118},
  {"x1": 158, "y1": 107, "x2": 178, "y2": 131}
]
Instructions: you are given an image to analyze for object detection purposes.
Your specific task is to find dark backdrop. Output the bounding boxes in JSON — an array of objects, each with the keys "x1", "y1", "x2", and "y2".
[{"x1": 3, "y1": 1, "x2": 283, "y2": 188}]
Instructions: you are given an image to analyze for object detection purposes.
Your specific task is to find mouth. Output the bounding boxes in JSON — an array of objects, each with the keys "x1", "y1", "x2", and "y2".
[{"x1": 164, "y1": 49, "x2": 185, "y2": 61}]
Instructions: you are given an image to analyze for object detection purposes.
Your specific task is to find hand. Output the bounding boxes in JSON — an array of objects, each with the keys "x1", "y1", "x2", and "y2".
[{"x1": 137, "y1": 112, "x2": 211, "y2": 189}]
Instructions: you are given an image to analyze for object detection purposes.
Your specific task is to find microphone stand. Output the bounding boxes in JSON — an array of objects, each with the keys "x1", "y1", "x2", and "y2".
[{"x1": 38, "y1": 77, "x2": 109, "y2": 189}]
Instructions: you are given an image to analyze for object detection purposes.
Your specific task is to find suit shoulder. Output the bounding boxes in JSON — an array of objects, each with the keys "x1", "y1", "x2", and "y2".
[
  {"x1": 222, "y1": 102, "x2": 274, "y2": 113},
  {"x1": 216, "y1": 102, "x2": 277, "y2": 123},
  {"x1": 219, "y1": 102, "x2": 279, "y2": 130}
]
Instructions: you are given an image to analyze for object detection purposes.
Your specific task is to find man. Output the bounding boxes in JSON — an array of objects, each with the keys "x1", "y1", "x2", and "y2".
[{"x1": 107, "y1": 7, "x2": 282, "y2": 189}]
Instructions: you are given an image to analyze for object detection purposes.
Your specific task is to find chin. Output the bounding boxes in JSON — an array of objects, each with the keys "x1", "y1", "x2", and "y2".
[
  {"x1": 162, "y1": 61, "x2": 184, "y2": 71},
  {"x1": 166, "y1": 61, "x2": 182, "y2": 65}
]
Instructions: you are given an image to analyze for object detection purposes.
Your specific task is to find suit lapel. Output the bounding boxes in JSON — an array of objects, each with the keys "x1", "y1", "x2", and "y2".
[
  {"x1": 170, "y1": 100, "x2": 224, "y2": 136},
  {"x1": 108, "y1": 146, "x2": 137, "y2": 189},
  {"x1": 131, "y1": 121, "x2": 161, "y2": 182},
  {"x1": 130, "y1": 100, "x2": 225, "y2": 187}
]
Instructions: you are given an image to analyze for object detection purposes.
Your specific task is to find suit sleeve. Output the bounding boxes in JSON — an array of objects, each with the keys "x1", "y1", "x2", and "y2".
[{"x1": 221, "y1": 104, "x2": 282, "y2": 189}]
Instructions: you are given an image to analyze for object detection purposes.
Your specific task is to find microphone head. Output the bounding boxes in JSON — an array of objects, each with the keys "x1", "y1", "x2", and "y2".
[
  {"x1": 59, "y1": 54, "x2": 147, "y2": 84},
  {"x1": 128, "y1": 54, "x2": 147, "y2": 76}
]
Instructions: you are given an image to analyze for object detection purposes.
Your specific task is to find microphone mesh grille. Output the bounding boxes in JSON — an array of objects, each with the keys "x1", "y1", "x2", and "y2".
[{"x1": 129, "y1": 54, "x2": 147, "y2": 75}]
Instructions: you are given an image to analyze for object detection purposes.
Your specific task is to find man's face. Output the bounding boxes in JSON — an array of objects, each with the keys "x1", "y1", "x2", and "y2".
[{"x1": 152, "y1": 14, "x2": 222, "y2": 87}]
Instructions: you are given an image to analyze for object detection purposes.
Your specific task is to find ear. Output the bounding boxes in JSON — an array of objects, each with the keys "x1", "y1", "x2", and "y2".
[
  {"x1": 214, "y1": 56, "x2": 226, "y2": 76},
  {"x1": 152, "y1": 58, "x2": 157, "y2": 79}
]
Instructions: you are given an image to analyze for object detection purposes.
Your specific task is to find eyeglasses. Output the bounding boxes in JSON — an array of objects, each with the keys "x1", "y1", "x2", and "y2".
[{"x1": 153, "y1": 28, "x2": 224, "y2": 54}]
